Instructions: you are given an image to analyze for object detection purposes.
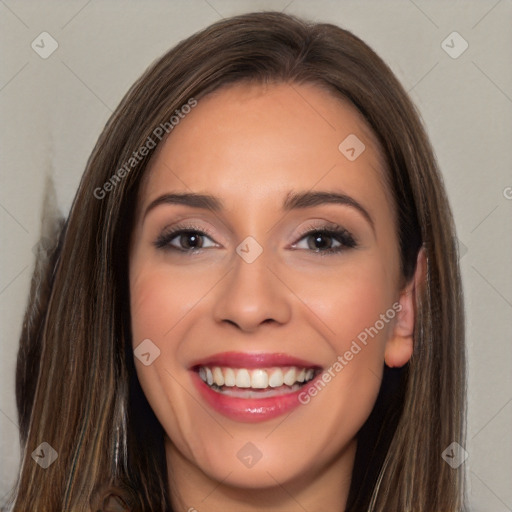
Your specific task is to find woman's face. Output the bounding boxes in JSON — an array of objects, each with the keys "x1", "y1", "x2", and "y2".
[{"x1": 129, "y1": 82, "x2": 414, "y2": 493}]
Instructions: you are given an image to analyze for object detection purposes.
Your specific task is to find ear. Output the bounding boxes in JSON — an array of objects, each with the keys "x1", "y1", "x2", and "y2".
[{"x1": 384, "y1": 247, "x2": 427, "y2": 368}]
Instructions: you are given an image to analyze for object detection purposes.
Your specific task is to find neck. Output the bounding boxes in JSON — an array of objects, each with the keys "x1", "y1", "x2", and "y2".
[{"x1": 165, "y1": 436, "x2": 357, "y2": 512}]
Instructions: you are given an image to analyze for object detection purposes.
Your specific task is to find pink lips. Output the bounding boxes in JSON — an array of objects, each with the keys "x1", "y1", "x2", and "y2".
[
  {"x1": 190, "y1": 351, "x2": 320, "y2": 370},
  {"x1": 190, "y1": 352, "x2": 322, "y2": 423}
]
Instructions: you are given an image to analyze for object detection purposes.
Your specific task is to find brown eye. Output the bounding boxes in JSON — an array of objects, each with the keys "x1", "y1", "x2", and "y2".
[
  {"x1": 177, "y1": 231, "x2": 205, "y2": 249},
  {"x1": 154, "y1": 227, "x2": 218, "y2": 252},
  {"x1": 307, "y1": 232, "x2": 336, "y2": 251},
  {"x1": 293, "y1": 227, "x2": 357, "y2": 255}
]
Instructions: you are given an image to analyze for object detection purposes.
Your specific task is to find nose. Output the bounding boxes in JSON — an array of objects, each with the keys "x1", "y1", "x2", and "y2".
[{"x1": 212, "y1": 249, "x2": 292, "y2": 332}]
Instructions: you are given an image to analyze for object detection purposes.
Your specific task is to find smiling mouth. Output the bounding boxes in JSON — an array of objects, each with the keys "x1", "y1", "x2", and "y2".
[{"x1": 196, "y1": 365, "x2": 320, "y2": 398}]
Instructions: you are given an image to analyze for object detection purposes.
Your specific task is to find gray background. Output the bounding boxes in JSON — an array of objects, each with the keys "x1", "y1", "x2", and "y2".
[{"x1": 1, "y1": 1, "x2": 511, "y2": 510}]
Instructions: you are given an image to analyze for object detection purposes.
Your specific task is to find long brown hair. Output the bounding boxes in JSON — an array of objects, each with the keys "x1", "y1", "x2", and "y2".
[{"x1": 9, "y1": 11, "x2": 466, "y2": 511}]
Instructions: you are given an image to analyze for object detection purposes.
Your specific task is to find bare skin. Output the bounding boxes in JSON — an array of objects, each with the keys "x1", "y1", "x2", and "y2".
[{"x1": 129, "y1": 82, "x2": 424, "y2": 511}]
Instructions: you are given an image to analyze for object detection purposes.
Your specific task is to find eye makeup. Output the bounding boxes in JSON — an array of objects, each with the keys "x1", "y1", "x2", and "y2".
[{"x1": 153, "y1": 220, "x2": 357, "y2": 256}]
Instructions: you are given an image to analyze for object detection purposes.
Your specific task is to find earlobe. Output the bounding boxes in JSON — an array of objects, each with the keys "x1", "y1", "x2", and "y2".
[{"x1": 384, "y1": 246, "x2": 427, "y2": 368}]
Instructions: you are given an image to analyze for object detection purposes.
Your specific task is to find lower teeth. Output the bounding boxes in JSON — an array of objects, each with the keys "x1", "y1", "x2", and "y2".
[{"x1": 208, "y1": 382, "x2": 305, "y2": 398}]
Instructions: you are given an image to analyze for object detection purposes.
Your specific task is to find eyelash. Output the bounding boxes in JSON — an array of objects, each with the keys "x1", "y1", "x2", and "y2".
[
  {"x1": 294, "y1": 222, "x2": 357, "y2": 255},
  {"x1": 153, "y1": 222, "x2": 357, "y2": 256},
  {"x1": 154, "y1": 223, "x2": 217, "y2": 252}
]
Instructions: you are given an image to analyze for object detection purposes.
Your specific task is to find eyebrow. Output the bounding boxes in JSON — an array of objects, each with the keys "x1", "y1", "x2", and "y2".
[
  {"x1": 282, "y1": 191, "x2": 374, "y2": 230},
  {"x1": 143, "y1": 190, "x2": 374, "y2": 230}
]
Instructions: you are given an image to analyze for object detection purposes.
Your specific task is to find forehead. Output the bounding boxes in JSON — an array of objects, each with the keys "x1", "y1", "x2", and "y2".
[{"x1": 138, "y1": 81, "x2": 392, "y2": 220}]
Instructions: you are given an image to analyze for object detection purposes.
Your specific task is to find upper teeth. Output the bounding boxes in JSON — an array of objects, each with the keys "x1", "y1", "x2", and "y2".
[{"x1": 198, "y1": 366, "x2": 315, "y2": 389}]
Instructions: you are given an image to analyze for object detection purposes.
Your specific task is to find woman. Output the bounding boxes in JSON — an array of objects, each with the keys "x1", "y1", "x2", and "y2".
[{"x1": 9, "y1": 11, "x2": 466, "y2": 512}]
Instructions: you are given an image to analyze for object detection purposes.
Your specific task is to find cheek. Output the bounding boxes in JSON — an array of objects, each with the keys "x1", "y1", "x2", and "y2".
[
  {"x1": 293, "y1": 255, "x2": 397, "y2": 354},
  {"x1": 129, "y1": 261, "x2": 213, "y2": 346},
  {"x1": 128, "y1": 263, "x2": 208, "y2": 455},
  {"x1": 292, "y1": 264, "x2": 396, "y2": 448},
  {"x1": 129, "y1": 262, "x2": 187, "y2": 405}
]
